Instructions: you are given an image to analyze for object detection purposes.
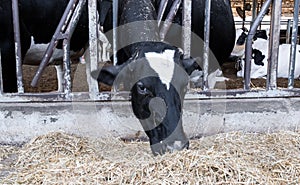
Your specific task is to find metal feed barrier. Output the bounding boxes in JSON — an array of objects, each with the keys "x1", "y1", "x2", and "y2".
[
  {"x1": 1, "y1": 0, "x2": 300, "y2": 144},
  {"x1": 0, "y1": 0, "x2": 299, "y2": 100}
]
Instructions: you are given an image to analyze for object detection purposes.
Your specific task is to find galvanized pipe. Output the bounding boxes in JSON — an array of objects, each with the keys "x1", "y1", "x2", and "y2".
[
  {"x1": 159, "y1": 0, "x2": 181, "y2": 41},
  {"x1": 62, "y1": 0, "x2": 86, "y2": 97},
  {"x1": 266, "y1": 0, "x2": 282, "y2": 90},
  {"x1": 288, "y1": 0, "x2": 300, "y2": 89},
  {"x1": 182, "y1": 0, "x2": 192, "y2": 59},
  {"x1": 252, "y1": 0, "x2": 257, "y2": 24},
  {"x1": 31, "y1": 0, "x2": 78, "y2": 87},
  {"x1": 286, "y1": 19, "x2": 292, "y2": 44},
  {"x1": 112, "y1": 0, "x2": 118, "y2": 65},
  {"x1": 12, "y1": 0, "x2": 24, "y2": 93},
  {"x1": 87, "y1": 0, "x2": 99, "y2": 96},
  {"x1": 244, "y1": 0, "x2": 272, "y2": 90},
  {"x1": 157, "y1": 0, "x2": 169, "y2": 27},
  {"x1": 202, "y1": 0, "x2": 211, "y2": 90}
]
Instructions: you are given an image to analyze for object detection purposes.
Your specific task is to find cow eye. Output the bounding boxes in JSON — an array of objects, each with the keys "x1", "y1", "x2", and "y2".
[{"x1": 137, "y1": 82, "x2": 149, "y2": 95}]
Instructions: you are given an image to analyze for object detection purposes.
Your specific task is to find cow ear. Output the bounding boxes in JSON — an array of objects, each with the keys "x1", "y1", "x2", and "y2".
[
  {"x1": 181, "y1": 57, "x2": 202, "y2": 75},
  {"x1": 91, "y1": 62, "x2": 129, "y2": 86}
]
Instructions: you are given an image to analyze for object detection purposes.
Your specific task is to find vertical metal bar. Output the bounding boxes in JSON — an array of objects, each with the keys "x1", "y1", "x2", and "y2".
[
  {"x1": 182, "y1": 0, "x2": 192, "y2": 59},
  {"x1": 157, "y1": 0, "x2": 169, "y2": 27},
  {"x1": 31, "y1": 0, "x2": 78, "y2": 87},
  {"x1": 12, "y1": 0, "x2": 24, "y2": 93},
  {"x1": 159, "y1": 0, "x2": 181, "y2": 41},
  {"x1": 202, "y1": 0, "x2": 211, "y2": 90},
  {"x1": 286, "y1": 19, "x2": 292, "y2": 44},
  {"x1": 63, "y1": 0, "x2": 86, "y2": 97},
  {"x1": 266, "y1": 0, "x2": 282, "y2": 91},
  {"x1": 0, "y1": 51, "x2": 3, "y2": 94},
  {"x1": 244, "y1": 0, "x2": 272, "y2": 90},
  {"x1": 252, "y1": 0, "x2": 257, "y2": 24},
  {"x1": 113, "y1": 0, "x2": 118, "y2": 65},
  {"x1": 288, "y1": 0, "x2": 300, "y2": 89},
  {"x1": 242, "y1": 0, "x2": 246, "y2": 28},
  {"x1": 87, "y1": 0, "x2": 99, "y2": 97},
  {"x1": 63, "y1": 39, "x2": 71, "y2": 96}
]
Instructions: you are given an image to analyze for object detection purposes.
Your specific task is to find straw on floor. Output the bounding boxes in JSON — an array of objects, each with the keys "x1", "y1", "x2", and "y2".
[{"x1": 0, "y1": 130, "x2": 299, "y2": 184}]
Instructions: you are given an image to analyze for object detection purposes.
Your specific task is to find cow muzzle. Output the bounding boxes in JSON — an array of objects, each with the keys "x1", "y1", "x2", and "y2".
[{"x1": 150, "y1": 139, "x2": 189, "y2": 156}]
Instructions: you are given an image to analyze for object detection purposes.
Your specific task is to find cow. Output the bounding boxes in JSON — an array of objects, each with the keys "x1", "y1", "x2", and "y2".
[
  {"x1": 23, "y1": 37, "x2": 84, "y2": 92},
  {"x1": 232, "y1": 29, "x2": 300, "y2": 79},
  {"x1": 155, "y1": 0, "x2": 236, "y2": 69},
  {"x1": 230, "y1": 28, "x2": 269, "y2": 59},
  {"x1": 237, "y1": 39, "x2": 300, "y2": 79},
  {"x1": 93, "y1": 0, "x2": 235, "y2": 155},
  {"x1": 0, "y1": 0, "x2": 102, "y2": 93}
]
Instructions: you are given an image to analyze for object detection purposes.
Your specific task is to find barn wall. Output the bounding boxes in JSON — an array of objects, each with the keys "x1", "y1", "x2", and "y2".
[
  {"x1": 1, "y1": 96, "x2": 300, "y2": 144},
  {"x1": 231, "y1": 0, "x2": 294, "y2": 17}
]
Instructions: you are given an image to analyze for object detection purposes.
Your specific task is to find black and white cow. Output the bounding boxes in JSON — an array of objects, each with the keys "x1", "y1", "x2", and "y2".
[
  {"x1": 94, "y1": 0, "x2": 235, "y2": 155},
  {"x1": 23, "y1": 37, "x2": 84, "y2": 92},
  {"x1": 155, "y1": 0, "x2": 236, "y2": 67},
  {"x1": 0, "y1": 0, "x2": 101, "y2": 93},
  {"x1": 238, "y1": 40, "x2": 300, "y2": 79},
  {"x1": 232, "y1": 29, "x2": 300, "y2": 79}
]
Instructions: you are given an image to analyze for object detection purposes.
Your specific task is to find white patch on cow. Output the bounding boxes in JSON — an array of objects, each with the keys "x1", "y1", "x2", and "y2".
[{"x1": 145, "y1": 49, "x2": 175, "y2": 90}]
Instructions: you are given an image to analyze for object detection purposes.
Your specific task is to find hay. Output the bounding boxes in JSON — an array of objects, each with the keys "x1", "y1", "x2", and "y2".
[{"x1": 1, "y1": 131, "x2": 300, "y2": 184}]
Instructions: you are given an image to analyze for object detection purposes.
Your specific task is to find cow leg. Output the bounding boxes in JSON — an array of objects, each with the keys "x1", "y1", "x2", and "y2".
[
  {"x1": 1, "y1": 48, "x2": 17, "y2": 93},
  {"x1": 55, "y1": 64, "x2": 64, "y2": 92}
]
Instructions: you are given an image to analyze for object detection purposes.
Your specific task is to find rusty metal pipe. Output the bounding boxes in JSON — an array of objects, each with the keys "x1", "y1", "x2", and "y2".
[
  {"x1": 159, "y1": 0, "x2": 181, "y2": 41},
  {"x1": 87, "y1": 0, "x2": 100, "y2": 96},
  {"x1": 182, "y1": 0, "x2": 192, "y2": 59},
  {"x1": 12, "y1": 0, "x2": 24, "y2": 93},
  {"x1": 112, "y1": 0, "x2": 118, "y2": 65},
  {"x1": 31, "y1": 0, "x2": 79, "y2": 87},
  {"x1": 202, "y1": 0, "x2": 211, "y2": 90},
  {"x1": 62, "y1": 0, "x2": 86, "y2": 97}
]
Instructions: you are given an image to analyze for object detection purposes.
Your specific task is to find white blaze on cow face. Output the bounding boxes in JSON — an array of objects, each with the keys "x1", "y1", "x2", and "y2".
[{"x1": 145, "y1": 49, "x2": 176, "y2": 90}]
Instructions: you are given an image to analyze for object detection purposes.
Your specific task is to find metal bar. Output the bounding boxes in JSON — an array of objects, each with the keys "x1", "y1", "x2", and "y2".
[
  {"x1": 31, "y1": 0, "x2": 78, "y2": 87},
  {"x1": 112, "y1": 0, "x2": 118, "y2": 65},
  {"x1": 266, "y1": 0, "x2": 282, "y2": 90},
  {"x1": 87, "y1": 0, "x2": 99, "y2": 97},
  {"x1": 159, "y1": 0, "x2": 181, "y2": 41},
  {"x1": 244, "y1": 0, "x2": 272, "y2": 90},
  {"x1": 286, "y1": 19, "x2": 292, "y2": 44},
  {"x1": 12, "y1": 0, "x2": 24, "y2": 93},
  {"x1": 252, "y1": 0, "x2": 257, "y2": 24},
  {"x1": 242, "y1": 0, "x2": 246, "y2": 28},
  {"x1": 0, "y1": 50, "x2": 3, "y2": 94},
  {"x1": 62, "y1": 0, "x2": 86, "y2": 97},
  {"x1": 288, "y1": 0, "x2": 300, "y2": 89},
  {"x1": 157, "y1": 0, "x2": 169, "y2": 27},
  {"x1": 182, "y1": 0, "x2": 192, "y2": 59},
  {"x1": 202, "y1": 0, "x2": 211, "y2": 90}
]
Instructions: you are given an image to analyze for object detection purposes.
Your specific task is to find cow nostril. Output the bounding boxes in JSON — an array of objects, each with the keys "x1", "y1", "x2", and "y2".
[{"x1": 153, "y1": 111, "x2": 164, "y2": 124}]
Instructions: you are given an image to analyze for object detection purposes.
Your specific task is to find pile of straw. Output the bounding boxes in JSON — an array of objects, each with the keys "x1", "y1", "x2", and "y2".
[{"x1": 1, "y1": 130, "x2": 300, "y2": 184}]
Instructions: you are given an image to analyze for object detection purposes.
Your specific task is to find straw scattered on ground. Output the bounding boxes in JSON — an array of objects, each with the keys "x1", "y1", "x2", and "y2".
[{"x1": 0, "y1": 130, "x2": 300, "y2": 184}]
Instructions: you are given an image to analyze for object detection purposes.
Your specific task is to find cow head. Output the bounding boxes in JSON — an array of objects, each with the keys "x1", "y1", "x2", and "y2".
[{"x1": 92, "y1": 42, "x2": 200, "y2": 155}]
